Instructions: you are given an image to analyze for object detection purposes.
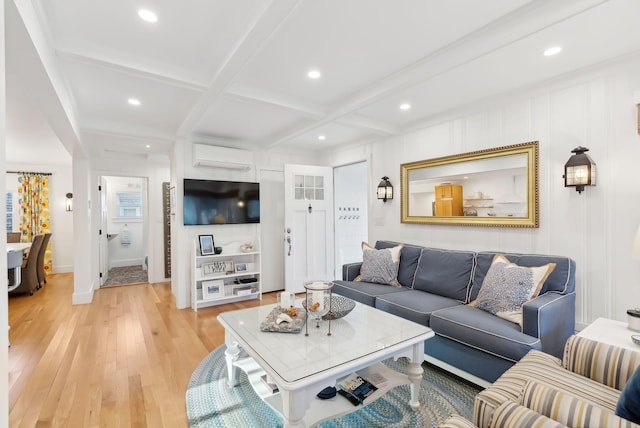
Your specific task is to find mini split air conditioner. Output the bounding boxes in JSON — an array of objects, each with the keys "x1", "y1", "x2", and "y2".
[{"x1": 193, "y1": 144, "x2": 254, "y2": 170}]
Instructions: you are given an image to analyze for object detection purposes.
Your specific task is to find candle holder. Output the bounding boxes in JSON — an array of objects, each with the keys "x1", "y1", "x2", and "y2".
[{"x1": 303, "y1": 281, "x2": 334, "y2": 336}]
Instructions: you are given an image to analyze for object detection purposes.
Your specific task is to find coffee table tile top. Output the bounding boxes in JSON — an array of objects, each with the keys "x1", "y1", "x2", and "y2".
[{"x1": 219, "y1": 302, "x2": 432, "y2": 383}]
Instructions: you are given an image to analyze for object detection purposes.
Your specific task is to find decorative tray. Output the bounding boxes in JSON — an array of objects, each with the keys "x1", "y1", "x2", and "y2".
[{"x1": 260, "y1": 307, "x2": 306, "y2": 333}]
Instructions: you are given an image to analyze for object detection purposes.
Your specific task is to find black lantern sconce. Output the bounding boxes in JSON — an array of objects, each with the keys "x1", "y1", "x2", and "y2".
[
  {"x1": 563, "y1": 146, "x2": 596, "y2": 194},
  {"x1": 65, "y1": 193, "x2": 73, "y2": 211},
  {"x1": 377, "y1": 176, "x2": 393, "y2": 202}
]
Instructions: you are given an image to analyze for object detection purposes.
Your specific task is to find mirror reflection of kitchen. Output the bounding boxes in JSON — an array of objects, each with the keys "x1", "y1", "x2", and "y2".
[{"x1": 408, "y1": 154, "x2": 527, "y2": 218}]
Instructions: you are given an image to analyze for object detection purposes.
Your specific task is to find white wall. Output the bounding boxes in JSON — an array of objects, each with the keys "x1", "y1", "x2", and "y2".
[
  {"x1": 6, "y1": 162, "x2": 74, "y2": 272},
  {"x1": 328, "y1": 54, "x2": 640, "y2": 330},
  {"x1": 170, "y1": 142, "x2": 319, "y2": 309}
]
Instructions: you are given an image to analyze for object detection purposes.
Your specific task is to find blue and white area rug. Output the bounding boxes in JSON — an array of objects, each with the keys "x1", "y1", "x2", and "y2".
[{"x1": 186, "y1": 345, "x2": 482, "y2": 428}]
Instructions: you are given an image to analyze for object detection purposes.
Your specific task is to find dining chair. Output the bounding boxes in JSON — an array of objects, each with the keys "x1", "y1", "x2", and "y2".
[
  {"x1": 9, "y1": 234, "x2": 44, "y2": 296},
  {"x1": 36, "y1": 233, "x2": 52, "y2": 289},
  {"x1": 7, "y1": 232, "x2": 21, "y2": 243}
]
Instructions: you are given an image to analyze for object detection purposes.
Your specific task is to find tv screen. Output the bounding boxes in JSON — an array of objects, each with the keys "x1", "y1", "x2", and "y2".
[{"x1": 183, "y1": 179, "x2": 260, "y2": 225}]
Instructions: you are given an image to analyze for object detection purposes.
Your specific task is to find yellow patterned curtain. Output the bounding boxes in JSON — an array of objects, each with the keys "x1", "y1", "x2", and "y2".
[{"x1": 18, "y1": 174, "x2": 52, "y2": 274}]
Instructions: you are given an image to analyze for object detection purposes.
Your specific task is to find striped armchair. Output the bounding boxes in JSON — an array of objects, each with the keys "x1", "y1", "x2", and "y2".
[{"x1": 473, "y1": 335, "x2": 640, "y2": 428}]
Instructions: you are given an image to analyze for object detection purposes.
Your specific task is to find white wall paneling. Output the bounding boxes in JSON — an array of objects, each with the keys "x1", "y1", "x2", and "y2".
[{"x1": 329, "y1": 56, "x2": 640, "y2": 329}]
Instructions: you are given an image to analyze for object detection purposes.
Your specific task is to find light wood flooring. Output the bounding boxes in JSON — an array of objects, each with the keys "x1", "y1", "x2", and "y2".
[{"x1": 8, "y1": 273, "x2": 278, "y2": 428}]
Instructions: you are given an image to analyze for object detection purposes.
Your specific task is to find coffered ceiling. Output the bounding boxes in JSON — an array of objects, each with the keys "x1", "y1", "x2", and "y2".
[{"x1": 6, "y1": 0, "x2": 640, "y2": 163}]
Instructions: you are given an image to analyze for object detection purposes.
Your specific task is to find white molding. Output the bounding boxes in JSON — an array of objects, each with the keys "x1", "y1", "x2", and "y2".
[{"x1": 72, "y1": 288, "x2": 94, "y2": 305}]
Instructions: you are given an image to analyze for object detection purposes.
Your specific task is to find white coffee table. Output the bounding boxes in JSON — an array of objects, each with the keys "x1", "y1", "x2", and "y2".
[
  {"x1": 577, "y1": 317, "x2": 640, "y2": 352},
  {"x1": 218, "y1": 301, "x2": 434, "y2": 428}
]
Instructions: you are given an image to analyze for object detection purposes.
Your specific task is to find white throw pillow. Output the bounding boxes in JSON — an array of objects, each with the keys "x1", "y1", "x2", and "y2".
[
  {"x1": 475, "y1": 254, "x2": 556, "y2": 326},
  {"x1": 356, "y1": 242, "x2": 403, "y2": 287}
]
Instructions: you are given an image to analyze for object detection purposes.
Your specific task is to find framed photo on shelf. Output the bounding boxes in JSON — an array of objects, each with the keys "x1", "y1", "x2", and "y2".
[
  {"x1": 202, "y1": 279, "x2": 224, "y2": 300},
  {"x1": 199, "y1": 235, "x2": 215, "y2": 256},
  {"x1": 235, "y1": 263, "x2": 247, "y2": 273}
]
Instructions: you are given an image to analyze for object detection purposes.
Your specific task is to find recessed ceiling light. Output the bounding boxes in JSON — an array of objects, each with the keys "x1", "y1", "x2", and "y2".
[
  {"x1": 399, "y1": 103, "x2": 411, "y2": 111},
  {"x1": 543, "y1": 46, "x2": 562, "y2": 57},
  {"x1": 307, "y1": 70, "x2": 321, "y2": 79},
  {"x1": 145, "y1": 144, "x2": 151, "y2": 149},
  {"x1": 138, "y1": 9, "x2": 158, "y2": 23},
  {"x1": 128, "y1": 98, "x2": 141, "y2": 106},
  {"x1": 318, "y1": 135, "x2": 326, "y2": 141}
]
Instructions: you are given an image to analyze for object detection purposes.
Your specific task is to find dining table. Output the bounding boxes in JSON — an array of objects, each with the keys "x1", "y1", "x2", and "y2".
[{"x1": 7, "y1": 242, "x2": 31, "y2": 292}]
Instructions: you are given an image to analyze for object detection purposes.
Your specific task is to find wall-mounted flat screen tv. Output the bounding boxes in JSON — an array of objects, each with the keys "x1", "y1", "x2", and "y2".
[{"x1": 183, "y1": 179, "x2": 260, "y2": 225}]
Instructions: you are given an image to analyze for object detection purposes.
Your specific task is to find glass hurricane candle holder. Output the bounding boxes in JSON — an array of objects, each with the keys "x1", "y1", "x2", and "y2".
[{"x1": 303, "y1": 281, "x2": 334, "y2": 336}]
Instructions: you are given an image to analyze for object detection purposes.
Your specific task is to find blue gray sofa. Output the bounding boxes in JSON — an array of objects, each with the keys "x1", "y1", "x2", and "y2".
[{"x1": 332, "y1": 240, "x2": 576, "y2": 386}]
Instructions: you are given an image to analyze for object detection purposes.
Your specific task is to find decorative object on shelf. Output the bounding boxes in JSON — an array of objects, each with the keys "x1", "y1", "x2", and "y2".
[
  {"x1": 463, "y1": 208, "x2": 478, "y2": 216},
  {"x1": 65, "y1": 193, "x2": 73, "y2": 211},
  {"x1": 563, "y1": 146, "x2": 596, "y2": 193},
  {"x1": 303, "y1": 281, "x2": 334, "y2": 336},
  {"x1": 202, "y1": 261, "x2": 234, "y2": 276},
  {"x1": 202, "y1": 279, "x2": 224, "y2": 300},
  {"x1": 302, "y1": 295, "x2": 355, "y2": 321},
  {"x1": 235, "y1": 263, "x2": 247, "y2": 272},
  {"x1": 199, "y1": 235, "x2": 215, "y2": 255},
  {"x1": 214, "y1": 246, "x2": 222, "y2": 254},
  {"x1": 376, "y1": 176, "x2": 393, "y2": 202},
  {"x1": 240, "y1": 242, "x2": 254, "y2": 252}
]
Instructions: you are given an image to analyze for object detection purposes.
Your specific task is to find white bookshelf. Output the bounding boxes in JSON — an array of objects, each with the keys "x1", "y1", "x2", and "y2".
[{"x1": 191, "y1": 242, "x2": 261, "y2": 311}]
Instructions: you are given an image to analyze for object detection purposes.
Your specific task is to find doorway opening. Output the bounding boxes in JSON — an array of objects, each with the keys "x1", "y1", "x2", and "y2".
[{"x1": 99, "y1": 175, "x2": 149, "y2": 287}]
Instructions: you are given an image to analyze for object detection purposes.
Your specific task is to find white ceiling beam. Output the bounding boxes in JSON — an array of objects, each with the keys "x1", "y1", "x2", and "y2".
[
  {"x1": 226, "y1": 83, "x2": 324, "y2": 119},
  {"x1": 56, "y1": 50, "x2": 208, "y2": 93},
  {"x1": 177, "y1": 0, "x2": 304, "y2": 137},
  {"x1": 263, "y1": 0, "x2": 608, "y2": 149}
]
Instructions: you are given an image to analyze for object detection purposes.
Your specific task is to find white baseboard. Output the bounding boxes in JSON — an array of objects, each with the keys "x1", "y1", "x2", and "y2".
[
  {"x1": 109, "y1": 258, "x2": 144, "y2": 268},
  {"x1": 52, "y1": 265, "x2": 74, "y2": 274},
  {"x1": 72, "y1": 283, "x2": 95, "y2": 305}
]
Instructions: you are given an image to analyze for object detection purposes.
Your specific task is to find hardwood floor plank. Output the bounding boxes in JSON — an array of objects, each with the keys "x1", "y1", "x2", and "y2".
[{"x1": 9, "y1": 273, "x2": 279, "y2": 427}]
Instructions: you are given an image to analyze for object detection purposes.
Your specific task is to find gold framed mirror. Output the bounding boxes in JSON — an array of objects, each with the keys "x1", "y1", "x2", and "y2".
[{"x1": 401, "y1": 141, "x2": 539, "y2": 228}]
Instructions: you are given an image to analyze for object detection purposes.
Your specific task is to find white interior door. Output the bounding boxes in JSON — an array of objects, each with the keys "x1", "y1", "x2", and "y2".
[
  {"x1": 284, "y1": 165, "x2": 334, "y2": 294},
  {"x1": 99, "y1": 177, "x2": 109, "y2": 285}
]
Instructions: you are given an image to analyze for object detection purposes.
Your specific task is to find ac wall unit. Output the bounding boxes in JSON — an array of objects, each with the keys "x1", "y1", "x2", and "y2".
[{"x1": 193, "y1": 144, "x2": 254, "y2": 170}]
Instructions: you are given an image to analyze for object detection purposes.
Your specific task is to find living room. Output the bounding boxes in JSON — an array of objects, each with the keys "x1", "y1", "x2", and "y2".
[{"x1": 4, "y1": 1, "x2": 640, "y2": 426}]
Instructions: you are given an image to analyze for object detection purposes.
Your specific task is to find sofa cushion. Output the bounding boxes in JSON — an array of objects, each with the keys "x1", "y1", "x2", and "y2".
[
  {"x1": 374, "y1": 290, "x2": 462, "y2": 326},
  {"x1": 430, "y1": 305, "x2": 541, "y2": 362},
  {"x1": 475, "y1": 254, "x2": 556, "y2": 326},
  {"x1": 471, "y1": 251, "x2": 575, "y2": 301},
  {"x1": 375, "y1": 240, "x2": 422, "y2": 288},
  {"x1": 523, "y1": 381, "x2": 638, "y2": 428},
  {"x1": 357, "y1": 242, "x2": 402, "y2": 287},
  {"x1": 412, "y1": 248, "x2": 474, "y2": 302},
  {"x1": 332, "y1": 280, "x2": 408, "y2": 307},
  {"x1": 617, "y1": 366, "x2": 640, "y2": 424}
]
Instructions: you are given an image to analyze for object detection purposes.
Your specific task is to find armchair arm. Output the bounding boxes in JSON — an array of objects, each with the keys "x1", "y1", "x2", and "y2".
[
  {"x1": 522, "y1": 291, "x2": 575, "y2": 358},
  {"x1": 522, "y1": 380, "x2": 640, "y2": 427},
  {"x1": 562, "y1": 335, "x2": 640, "y2": 391},
  {"x1": 342, "y1": 262, "x2": 362, "y2": 281}
]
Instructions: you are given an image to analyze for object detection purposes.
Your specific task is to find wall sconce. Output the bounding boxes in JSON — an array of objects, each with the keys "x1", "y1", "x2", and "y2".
[
  {"x1": 65, "y1": 193, "x2": 73, "y2": 211},
  {"x1": 563, "y1": 146, "x2": 596, "y2": 194},
  {"x1": 377, "y1": 176, "x2": 393, "y2": 202}
]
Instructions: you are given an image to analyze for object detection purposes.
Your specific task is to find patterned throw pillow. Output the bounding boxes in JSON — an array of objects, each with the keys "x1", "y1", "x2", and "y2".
[
  {"x1": 475, "y1": 254, "x2": 556, "y2": 326},
  {"x1": 356, "y1": 242, "x2": 403, "y2": 287}
]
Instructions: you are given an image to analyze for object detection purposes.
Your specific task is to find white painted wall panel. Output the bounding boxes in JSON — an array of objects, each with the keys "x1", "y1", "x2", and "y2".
[{"x1": 328, "y1": 55, "x2": 640, "y2": 329}]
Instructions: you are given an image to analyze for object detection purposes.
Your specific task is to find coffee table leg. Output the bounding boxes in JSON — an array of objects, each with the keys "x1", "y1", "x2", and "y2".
[
  {"x1": 407, "y1": 342, "x2": 424, "y2": 409},
  {"x1": 280, "y1": 388, "x2": 309, "y2": 428},
  {"x1": 225, "y1": 341, "x2": 241, "y2": 388}
]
